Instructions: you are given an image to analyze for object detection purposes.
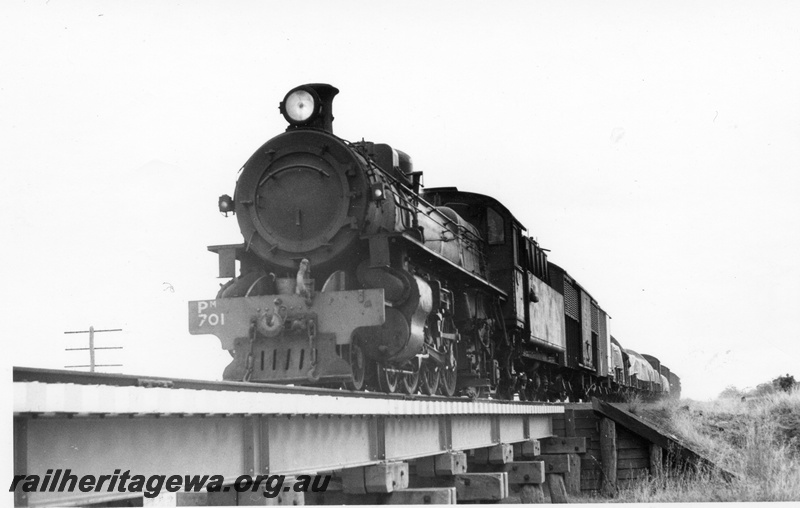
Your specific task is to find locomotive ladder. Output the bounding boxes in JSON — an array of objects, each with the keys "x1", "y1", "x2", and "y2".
[{"x1": 13, "y1": 367, "x2": 563, "y2": 506}]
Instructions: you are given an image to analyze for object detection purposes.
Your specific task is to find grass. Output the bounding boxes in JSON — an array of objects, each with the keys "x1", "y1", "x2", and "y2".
[
  {"x1": 612, "y1": 387, "x2": 800, "y2": 502},
  {"x1": 623, "y1": 393, "x2": 645, "y2": 415}
]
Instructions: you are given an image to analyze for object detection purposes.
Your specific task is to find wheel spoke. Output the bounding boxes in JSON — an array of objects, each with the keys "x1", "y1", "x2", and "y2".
[
  {"x1": 402, "y1": 359, "x2": 420, "y2": 394},
  {"x1": 377, "y1": 363, "x2": 399, "y2": 394},
  {"x1": 344, "y1": 343, "x2": 366, "y2": 391},
  {"x1": 420, "y1": 360, "x2": 440, "y2": 395},
  {"x1": 441, "y1": 342, "x2": 458, "y2": 397}
]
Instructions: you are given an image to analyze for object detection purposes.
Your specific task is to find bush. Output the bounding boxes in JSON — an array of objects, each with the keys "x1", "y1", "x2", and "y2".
[
  {"x1": 755, "y1": 382, "x2": 775, "y2": 397},
  {"x1": 719, "y1": 385, "x2": 743, "y2": 399},
  {"x1": 773, "y1": 374, "x2": 796, "y2": 393}
]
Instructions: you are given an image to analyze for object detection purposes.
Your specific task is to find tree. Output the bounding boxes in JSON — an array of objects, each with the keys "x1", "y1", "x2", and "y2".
[{"x1": 772, "y1": 374, "x2": 796, "y2": 392}]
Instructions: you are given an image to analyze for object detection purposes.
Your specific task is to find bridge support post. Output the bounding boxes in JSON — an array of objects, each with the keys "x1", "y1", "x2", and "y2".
[
  {"x1": 545, "y1": 473, "x2": 568, "y2": 503},
  {"x1": 600, "y1": 417, "x2": 617, "y2": 496},
  {"x1": 518, "y1": 483, "x2": 546, "y2": 503},
  {"x1": 564, "y1": 453, "x2": 581, "y2": 495},
  {"x1": 650, "y1": 443, "x2": 664, "y2": 480}
]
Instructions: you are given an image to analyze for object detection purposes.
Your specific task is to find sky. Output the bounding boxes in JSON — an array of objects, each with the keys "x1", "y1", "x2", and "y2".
[{"x1": 2, "y1": 1, "x2": 799, "y2": 408}]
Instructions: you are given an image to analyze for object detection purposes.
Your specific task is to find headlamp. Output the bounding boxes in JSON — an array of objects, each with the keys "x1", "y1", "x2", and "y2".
[
  {"x1": 370, "y1": 183, "x2": 386, "y2": 201},
  {"x1": 281, "y1": 87, "x2": 320, "y2": 125},
  {"x1": 218, "y1": 194, "x2": 234, "y2": 216}
]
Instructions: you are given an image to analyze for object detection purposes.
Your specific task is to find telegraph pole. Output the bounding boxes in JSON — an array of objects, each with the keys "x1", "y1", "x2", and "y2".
[{"x1": 64, "y1": 326, "x2": 123, "y2": 372}]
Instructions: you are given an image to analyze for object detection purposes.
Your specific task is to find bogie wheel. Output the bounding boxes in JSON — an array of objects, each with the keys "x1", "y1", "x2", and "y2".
[
  {"x1": 419, "y1": 359, "x2": 440, "y2": 395},
  {"x1": 376, "y1": 363, "x2": 400, "y2": 394},
  {"x1": 344, "y1": 342, "x2": 367, "y2": 391},
  {"x1": 402, "y1": 359, "x2": 420, "y2": 395},
  {"x1": 440, "y1": 342, "x2": 458, "y2": 397}
]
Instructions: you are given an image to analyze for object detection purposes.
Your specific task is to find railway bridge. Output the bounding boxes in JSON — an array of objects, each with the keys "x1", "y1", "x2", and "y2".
[{"x1": 12, "y1": 368, "x2": 574, "y2": 506}]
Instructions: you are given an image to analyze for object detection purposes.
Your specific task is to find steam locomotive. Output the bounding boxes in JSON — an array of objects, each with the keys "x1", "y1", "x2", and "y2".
[{"x1": 188, "y1": 84, "x2": 680, "y2": 401}]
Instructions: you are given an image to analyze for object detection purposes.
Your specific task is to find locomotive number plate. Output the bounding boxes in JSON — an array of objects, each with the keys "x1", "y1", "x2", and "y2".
[{"x1": 188, "y1": 289, "x2": 386, "y2": 350}]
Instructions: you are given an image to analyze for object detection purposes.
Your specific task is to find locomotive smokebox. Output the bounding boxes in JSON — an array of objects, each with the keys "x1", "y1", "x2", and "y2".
[
  {"x1": 235, "y1": 83, "x2": 402, "y2": 273},
  {"x1": 280, "y1": 83, "x2": 339, "y2": 133}
]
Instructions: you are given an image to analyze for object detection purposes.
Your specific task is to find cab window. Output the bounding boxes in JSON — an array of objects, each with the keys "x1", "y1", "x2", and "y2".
[{"x1": 487, "y1": 207, "x2": 505, "y2": 245}]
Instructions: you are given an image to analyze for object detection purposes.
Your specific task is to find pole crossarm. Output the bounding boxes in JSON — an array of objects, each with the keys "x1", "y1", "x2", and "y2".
[
  {"x1": 63, "y1": 327, "x2": 123, "y2": 372},
  {"x1": 64, "y1": 328, "x2": 123, "y2": 334}
]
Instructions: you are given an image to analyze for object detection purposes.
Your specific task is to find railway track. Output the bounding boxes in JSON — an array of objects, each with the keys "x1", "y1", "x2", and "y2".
[
  {"x1": 13, "y1": 367, "x2": 563, "y2": 506},
  {"x1": 14, "y1": 366, "x2": 559, "y2": 406},
  {"x1": 14, "y1": 366, "x2": 561, "y2": 417}
]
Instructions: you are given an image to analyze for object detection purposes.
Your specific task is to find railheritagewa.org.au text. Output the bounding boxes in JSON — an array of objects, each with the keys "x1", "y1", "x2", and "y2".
[{"x1": 10, "y1": 469, "x2": 331, "y2": 499}]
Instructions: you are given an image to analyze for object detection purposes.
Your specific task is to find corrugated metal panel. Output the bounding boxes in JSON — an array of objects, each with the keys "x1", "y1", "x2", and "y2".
[
  {"x1": 14, "y1": 382, "x2": 564, "y2": 416},
  {"x1": 564, "y1": 280, "x2": 579, "y2": 320},
  {"x1": 560, "y1": 273, "x2": 581, "y2": 369}
]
